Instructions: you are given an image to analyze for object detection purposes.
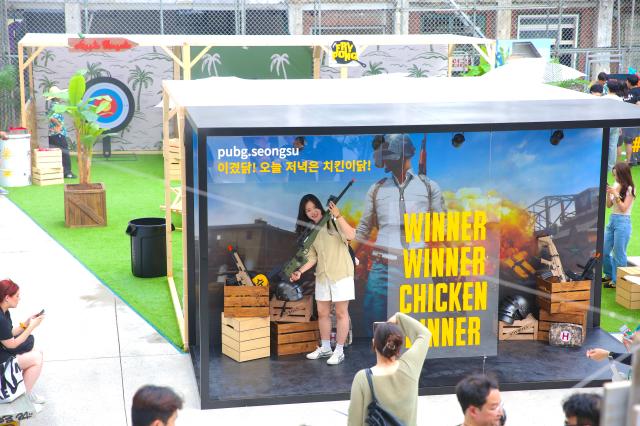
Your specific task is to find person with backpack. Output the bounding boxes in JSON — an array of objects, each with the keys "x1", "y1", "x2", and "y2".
[
  {"x1": 355, "y1": 134, "x2": 446, "y2": 335},
  {"x1": 290, "y1": 194, "x2": 356, "y2": 365},
  {"x1": 347, "y1": 312, "x2": 431, "y2": 426}
]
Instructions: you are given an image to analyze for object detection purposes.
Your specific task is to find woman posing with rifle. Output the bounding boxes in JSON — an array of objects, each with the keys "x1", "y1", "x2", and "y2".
[{"x1": 290, "y1": 194, "x2": 356, "y2": 365}]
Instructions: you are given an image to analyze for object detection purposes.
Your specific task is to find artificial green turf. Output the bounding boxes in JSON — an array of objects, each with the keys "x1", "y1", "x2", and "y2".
[
  {"x1": 599, "y1": 165, "x2": 640, "y2": 333},
  {"x1": 6, "y1": 155, "x2": 639, "y2": 341},
  {"x1": 7, "y1": 155, "x2": 184, "y2": 349}
]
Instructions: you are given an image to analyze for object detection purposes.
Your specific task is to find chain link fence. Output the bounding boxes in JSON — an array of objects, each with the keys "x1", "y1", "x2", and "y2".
[{"x1": 0, "y1": 0, "x2": 638, "y2": 127}]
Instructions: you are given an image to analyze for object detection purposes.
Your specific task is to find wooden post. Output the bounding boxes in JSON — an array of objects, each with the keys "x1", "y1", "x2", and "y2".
[
  {"x1": 173, "y1": 47, "x2": 181, "y2": 81},
  {"x1": 178, "y1": 106, "x2": 189, "y2": 349},
  {"x1": 447, "y1": 44, "x2": 455, "y2": 77},
  {"x1": 182, "y1": 43, "x2": 191, "y2": 80},
  {"x1": 18, "y1": 43, "x2": 26, "y2": 128},
  {"x1": 312, "y1": 45, "x2": 322, "y2": 79},
  {"x1": 340, "y1": 66, "x2": 348, "y2": 79}
]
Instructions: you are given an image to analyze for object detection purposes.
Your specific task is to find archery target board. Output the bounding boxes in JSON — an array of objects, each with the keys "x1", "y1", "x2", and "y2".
[{"x1": 84, "y1": 77, "x2": 135, "y2": 133}]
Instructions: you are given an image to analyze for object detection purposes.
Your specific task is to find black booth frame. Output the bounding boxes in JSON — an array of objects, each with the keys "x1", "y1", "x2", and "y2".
[{"x1": 183, "y1": 100, "x2": 640, "y2": 409}]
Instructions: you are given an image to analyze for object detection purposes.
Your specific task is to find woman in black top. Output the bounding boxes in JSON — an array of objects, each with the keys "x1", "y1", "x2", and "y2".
[{"x1": 0, "y1": 279, "x2": 45, "y2": 401}]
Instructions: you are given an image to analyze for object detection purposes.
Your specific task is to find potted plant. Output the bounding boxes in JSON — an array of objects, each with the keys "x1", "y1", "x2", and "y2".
[{"x1": 45, "y1": 71, "x2": 111, "y2": 227}]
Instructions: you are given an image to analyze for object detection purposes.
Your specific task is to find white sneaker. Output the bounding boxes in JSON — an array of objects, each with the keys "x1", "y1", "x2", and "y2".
[
  {"x1": 29, "y1": 392, "x2": 46, "y2": 404},
  {"x1": 327, "y1": 351, "x2": 345, "y2": 365},
  {"x1": 306, "y1": 347, "x2": 332, "y2": 360}
]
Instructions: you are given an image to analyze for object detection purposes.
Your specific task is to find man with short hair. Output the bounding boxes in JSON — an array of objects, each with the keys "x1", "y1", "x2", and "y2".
[
  {"x1": 131, "y1": 385, "x2": 183, "y2": 426},
  {"x1": 562, "y1": 393, "x2": 602, "y2": 426},
  {"x1": 455, "y1": 374, "x2": 504, "y2": 426}
]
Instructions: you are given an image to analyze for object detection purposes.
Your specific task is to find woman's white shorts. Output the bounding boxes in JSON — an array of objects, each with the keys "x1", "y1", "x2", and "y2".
[{"x1": 315, "y1": 275, "x2": 355, "y2": 302}]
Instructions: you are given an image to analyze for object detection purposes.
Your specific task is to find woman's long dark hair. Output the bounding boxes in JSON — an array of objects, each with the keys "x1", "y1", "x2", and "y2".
[
  {"x1": 296, "y1": 194, "x2": 326, "y2": 235},
  {"x1": 613, "y1": 162, "x2": 636, "y2": 202}
]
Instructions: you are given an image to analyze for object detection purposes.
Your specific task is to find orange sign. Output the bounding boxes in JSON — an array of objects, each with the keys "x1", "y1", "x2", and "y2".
[{"x1": 68, "y1": 37, "x2": 137, "y2": 52}]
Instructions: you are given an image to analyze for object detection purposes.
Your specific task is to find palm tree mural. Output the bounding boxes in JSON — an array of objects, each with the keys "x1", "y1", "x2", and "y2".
[
  {"x1": 362, "y1": 62, "x2": 386, "y2": 76},
  {"x1": 40, "y1": 50, "x2": 55, "y2": 67},
  {"x1": 270, "y1": 53, "x2": 290, "y2": 79},
  {"x1": 128, "y1": 66, "x2": 154, "y2": 112},
  {"x1": 86, "y1": 62, "x2": 111, "y2": 80},
  {"x1": 201, "y1": 53, "x2": 222, "y2": 76},
  {"x1": 38, "y1": 76, "x2": 58, "y2": 110},
  {"x1": 407, "y1": 64, "x2": 427, "y2": 78}
]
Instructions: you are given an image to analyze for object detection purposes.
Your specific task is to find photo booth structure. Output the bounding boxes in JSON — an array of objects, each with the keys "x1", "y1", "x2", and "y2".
[
  {"x1": 174, "y1": 76, "x2": 640, "y2": 408},
  {"x1": 17, "y1": 33, "x2": 495, "y2": 349}
]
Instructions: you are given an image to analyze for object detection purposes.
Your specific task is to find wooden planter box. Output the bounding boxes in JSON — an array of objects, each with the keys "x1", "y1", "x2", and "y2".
[
  {"x1": 271, "y1": 321, "x2": 319, "y2": 356},
  {"x1": 221, "y1": 313, "x2": 270, "y2": 362},
  {"x1": 498, "y1": 314, "x2": 538, "y2": 341},
  {"x1": 223, "y1": 286, "x2": 269, "y2": 318},
  {"x1": 64, "y1": 183, "x2": 107, "y2": 227},
  {"x1": 536, "y1": 276, "x2": 590, "y2": 314},
  {"x1": 269, "y1": 295, "x2": 313, "y2": 323},
  {"x1": 616, "y1": 267, "x2": 640, "y2": 310},
  {"x1": 537, "y1": 309, "x2": 587, "y2": 342}
]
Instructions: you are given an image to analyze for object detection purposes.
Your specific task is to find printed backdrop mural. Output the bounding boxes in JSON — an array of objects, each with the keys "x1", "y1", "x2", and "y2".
[
  {"x1": 204, "y1": 129, "x2": 603, "y2": 358},
  {"x1": 33, "y1": 47, "x2": 173, "y2": 151}
]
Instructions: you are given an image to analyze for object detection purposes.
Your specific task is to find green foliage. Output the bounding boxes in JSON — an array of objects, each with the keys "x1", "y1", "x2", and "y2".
[
  {"x1": 363, "y1": 61, "x2": 386, "y2": 76},
  {"x1": 462, "y1": 46, "x2": 492, "y2": 77},
  {"x1": 547, "y1": 78, "x2": 591, "y2": 92},
  {"x1": 44, "y1": 71, "x2": 111, "y2": 184},
  {"x1": 0, "y1": 64, "x2": 17, "y2": 93}
]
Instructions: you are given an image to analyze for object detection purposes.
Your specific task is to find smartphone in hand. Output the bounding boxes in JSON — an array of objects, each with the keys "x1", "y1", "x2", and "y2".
[
  {"x1": 35, "y1": 309, "x2": 45, "y2": 317},
  {"x1": 372, "y1": 321, "x2": 385, "y2": 336}
]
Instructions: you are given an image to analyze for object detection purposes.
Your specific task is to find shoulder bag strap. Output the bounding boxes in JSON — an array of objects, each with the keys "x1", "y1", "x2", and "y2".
[{"x1": 365, "y1": 368, "x2": 378, "y2": 403}]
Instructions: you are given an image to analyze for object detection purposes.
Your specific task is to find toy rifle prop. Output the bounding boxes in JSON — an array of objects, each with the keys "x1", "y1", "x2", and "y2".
[
  {"x1": 537, "y1": 235, "x2": 567, "y2": 282},
  {"x1": 227, "y1": 245, "x2": 269, "y2": 286}
]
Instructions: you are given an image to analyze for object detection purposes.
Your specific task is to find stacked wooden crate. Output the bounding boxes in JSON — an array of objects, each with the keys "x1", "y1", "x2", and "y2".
[
  {"x1": 536, "y1": 275, "x2": 590, "y2": 341},
  {"x1": 221, "y1": 286, "x2": 270, "y2": 362},
  {"x1": 270, "y1": 295, "x2": 318, "y2": 356},
  {"x1": 498, "y1": 314, "x2": 538, "y2": 341},
  {"x1": 616, "y1": 267, "x2": 640, "y2": 310},
  {"x1": 32, "y1": 148, "x2": 63, "y2": 186}
]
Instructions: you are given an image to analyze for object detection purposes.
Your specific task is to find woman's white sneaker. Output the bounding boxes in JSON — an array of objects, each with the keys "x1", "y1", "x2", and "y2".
[
  {"x1": 326, "y1": 352, "x2": 345, "y2": 365},
  {"x1": 306, "y1": 347, "x2": 333, "y2": 360}
]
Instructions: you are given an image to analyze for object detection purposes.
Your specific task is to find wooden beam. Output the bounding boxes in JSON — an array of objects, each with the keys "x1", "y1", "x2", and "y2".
[
  {"x1": 191, "y1": 45, "x2": 213, "y2": 69},
  {"x1": 167, "y1": 276, "x2": 186, "y2": 349},
  {"x1": 23, "y1": 46, "x2": 44, "y2": 69},
  {"x1": 471, "y1": 42, "x2": 491, "y2": 66},
  {"x1": 160, "y1": 45, "x2": 184, "y2": 69},
  {"x1": 178, "y1": 105, "x2": 189, "y2": 349},
  {"x1": 172, "y1": 46, "x2": 181, "y2": 80},
  {"x1": 312, "y1": 45, "x2": 322, "y2": 79},
  {"x1": 340, "y1": 66, "x2": 348, "y2": 79},
  {"x1": 18, "y1": 44, "x2": 26, "y2": 128},
  {"x1": 182, "y1": 44, "x2": 192, "y2": 80}
]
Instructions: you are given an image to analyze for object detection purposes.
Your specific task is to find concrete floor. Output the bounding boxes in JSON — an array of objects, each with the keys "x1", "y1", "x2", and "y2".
[{"x1": 0, "y1": 195, "x2": 607, "y2": 425}]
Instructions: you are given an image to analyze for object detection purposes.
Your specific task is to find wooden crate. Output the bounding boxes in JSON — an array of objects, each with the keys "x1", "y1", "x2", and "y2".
[
  {"x1": 32, "y1": 148, "x2": 62, "y2": 168},
  {"x1": 224, "y1": 286, "x2": 269, "y2": 318},
  {"x1": 164, "y1": 138, "x2": 181, "y2": 181},
  {"x1": 536, "y1": 276, "x2": 590, "y2": 314},
  {"x1": 64, "y1": 183, "x2": 107, "y2": 227},
  {"x1": 616, "y1": 267, "x2": 640, "y2": 309},
  {"x1": 498, "y1": 314, "x2": 538, "y2": 341},
  {"x1": 221, "y1": 312, "x2": 270, "y2": 362},
  {"x1": 271, "y1": 321, "x2": 319, "y2": 356},
  {"x1": 537, "y1": 309, "x2": 588, "y2": 341},
  {"x1": 32, "y1": 167, "x2": 63, "y2": 186},
  {"x1": 269, "y1": 295, "x2": 313, "y2": 323}
]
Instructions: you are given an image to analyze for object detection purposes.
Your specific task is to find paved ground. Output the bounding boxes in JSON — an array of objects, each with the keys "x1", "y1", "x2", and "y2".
[{"x1": 0, "y1": 194, "x2": 606, "y2": 425}]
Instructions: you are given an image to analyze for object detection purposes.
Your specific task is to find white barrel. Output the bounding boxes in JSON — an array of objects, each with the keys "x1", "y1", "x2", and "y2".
[{"x1": 0, "y1": 133, "x2": 31, "y2": 187}]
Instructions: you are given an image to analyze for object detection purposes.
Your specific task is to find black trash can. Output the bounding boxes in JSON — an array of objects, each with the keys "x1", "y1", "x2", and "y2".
[{"x1": 125, "y1": 218, "x2": 175, "y2": 278}]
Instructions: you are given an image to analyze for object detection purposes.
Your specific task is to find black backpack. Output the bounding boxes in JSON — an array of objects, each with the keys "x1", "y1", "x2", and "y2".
[{"x1": 365, "y1": 368, "x2": 405, "y2": 426}]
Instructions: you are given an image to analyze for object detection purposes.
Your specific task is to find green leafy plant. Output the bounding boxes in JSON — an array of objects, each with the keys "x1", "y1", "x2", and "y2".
[
  {"x1": 407, "y1": 64, "x2": 428, "y2": 78},
  {"x1": 362, "y1": 61, "x2": 386, "y2": 76},
  {"x1": 0, "y1": 65, "x2": 19, "y2": 129},
  {"x1": 462, "y1": 46, "x2": 492, "y2": 77},
  {"x1": 45, "y1": 71, "x2": 111, "y2": 185},
  {"x1": 547, "y1": 78, "x2": 591, "y2": 92}
]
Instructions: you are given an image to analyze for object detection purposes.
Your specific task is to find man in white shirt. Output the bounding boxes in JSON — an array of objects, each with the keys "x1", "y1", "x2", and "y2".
[{"x1": 355, "y1": 133, "x2": 445, "y2": 333}]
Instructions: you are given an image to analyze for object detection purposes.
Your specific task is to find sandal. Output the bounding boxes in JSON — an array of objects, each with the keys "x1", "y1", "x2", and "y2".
[{"x1": 602, "y1": 277, "x2": 615, "y2": 288}]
